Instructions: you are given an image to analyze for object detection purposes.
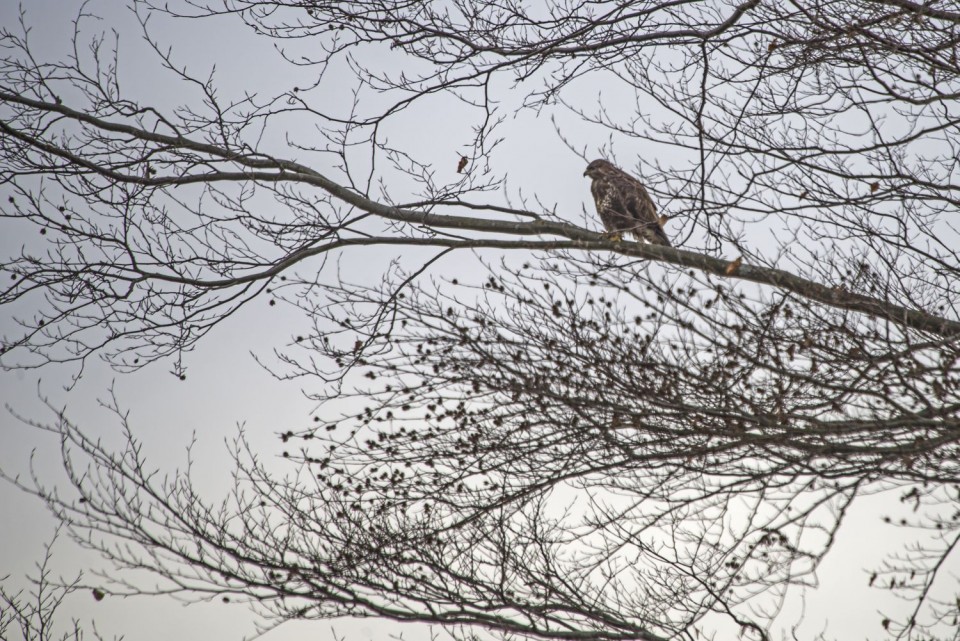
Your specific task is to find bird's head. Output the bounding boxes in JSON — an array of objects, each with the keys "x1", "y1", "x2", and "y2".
[{"x1": 583, "y1": 158, "x2": 613, "y2": 179}]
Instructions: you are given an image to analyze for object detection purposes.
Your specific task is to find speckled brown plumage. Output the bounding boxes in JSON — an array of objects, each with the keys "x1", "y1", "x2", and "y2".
[{"x1": 583, "y1": 159, "x2": 671, "y2": 247}]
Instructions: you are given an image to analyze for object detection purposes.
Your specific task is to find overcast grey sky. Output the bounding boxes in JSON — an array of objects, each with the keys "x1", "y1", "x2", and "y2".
[
  {"x1": 0, "y1": 1, "x2": 942, "y2": 640},
  {"x1": 0, "y1": 3, "x2": 588, "y2": 639}
]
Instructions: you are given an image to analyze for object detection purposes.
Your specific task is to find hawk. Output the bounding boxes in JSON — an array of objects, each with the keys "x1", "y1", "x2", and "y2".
[{"x1": 583, "y1": 159, "x2": 671, "y2": 246}]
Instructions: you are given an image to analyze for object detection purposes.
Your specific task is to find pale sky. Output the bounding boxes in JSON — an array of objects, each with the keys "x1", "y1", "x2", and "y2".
[
  {"x1": 0, "y1": 2, "x2": 942, "y2": 640},
  {"x1": 0, "y1": 3, "x2": 588, "y2": 639}
]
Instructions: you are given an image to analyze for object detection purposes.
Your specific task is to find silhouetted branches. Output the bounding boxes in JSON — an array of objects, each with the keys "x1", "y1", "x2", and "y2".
[
  {"x1": 2, "y1": 1, "x2": 960, "y2": 640},
  {"x1": 0, "y1": 532, "x2": 101, "y2": 641}
]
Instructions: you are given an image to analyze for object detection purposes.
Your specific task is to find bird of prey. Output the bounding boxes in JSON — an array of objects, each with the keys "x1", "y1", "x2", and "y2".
[{"x1": 583, "y1": 159, "x2": 671, "y2": 246}]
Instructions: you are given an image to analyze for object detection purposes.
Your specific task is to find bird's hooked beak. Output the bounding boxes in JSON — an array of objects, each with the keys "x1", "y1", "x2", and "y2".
[{"x1": 583, "y1": 169, "x2": 589, "y2": 177}]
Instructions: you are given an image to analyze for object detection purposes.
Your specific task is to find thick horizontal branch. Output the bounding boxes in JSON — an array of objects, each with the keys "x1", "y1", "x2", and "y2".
[{"x1": 2, "y1": 91, "x2": 958, "y2": 338}]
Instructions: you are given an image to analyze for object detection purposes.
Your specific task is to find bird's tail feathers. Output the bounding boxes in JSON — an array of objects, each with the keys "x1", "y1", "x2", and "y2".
[
  {"x1": 638, "y1": 222, "x2": 672, "y2": 247},
  {"x1": 652, "y1": 226, "x2": 672, "y2": 247}
]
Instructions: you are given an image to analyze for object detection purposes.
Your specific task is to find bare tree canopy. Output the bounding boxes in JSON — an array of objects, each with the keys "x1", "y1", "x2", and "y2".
[{"x1": 1, "y1": 0, "x2": 959, "y2": 640}]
